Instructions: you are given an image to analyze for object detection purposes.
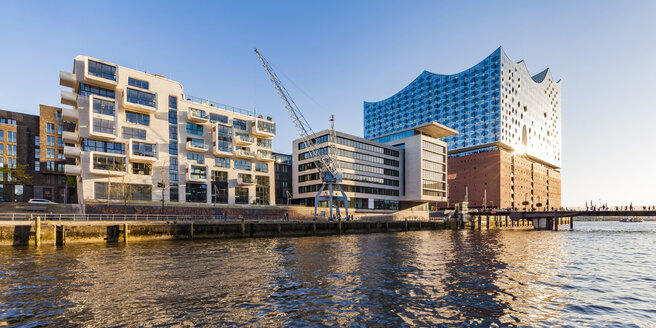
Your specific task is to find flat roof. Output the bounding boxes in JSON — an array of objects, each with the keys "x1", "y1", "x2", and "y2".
[{"x1": 375, "y1": 121, "x2": 458, "y2": 139}]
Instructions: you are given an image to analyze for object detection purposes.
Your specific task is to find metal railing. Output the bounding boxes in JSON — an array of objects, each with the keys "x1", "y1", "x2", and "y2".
[
  {"x1": 184, "y1": 94, "x2": 260, "y2": 117},
  {"x1": 0, "y1": 213, "x2": 250, "y2": 222}
]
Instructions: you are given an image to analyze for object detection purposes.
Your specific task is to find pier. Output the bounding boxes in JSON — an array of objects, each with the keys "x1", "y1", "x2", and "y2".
[{"x1": 471, "y1": 210, "x2": 656, "y2": 230}]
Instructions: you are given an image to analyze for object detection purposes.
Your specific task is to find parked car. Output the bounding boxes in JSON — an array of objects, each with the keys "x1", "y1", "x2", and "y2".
[
  {"x1": 28, "y1": 199, "x2": 57, "y2": 204},
  {"x1": 0, "y1": 198, "x2": 8, "y2": 202}
]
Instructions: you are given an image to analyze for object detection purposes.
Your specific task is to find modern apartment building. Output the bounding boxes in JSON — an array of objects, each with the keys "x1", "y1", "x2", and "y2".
[
  {"x1": 364, "y1": 47, "x2": 561, "y2": 209},
  {"x1": 292, "y1": 122, "x2": 455, "y2": 210},
  {"x1": 59, "y1": 56, "x2": 276, "y2": 205},
  {"x1": 0, "y1": 106, "x2": 75, "y2": 203}
]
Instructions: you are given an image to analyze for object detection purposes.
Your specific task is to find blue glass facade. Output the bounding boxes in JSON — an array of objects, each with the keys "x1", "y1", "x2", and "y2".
[{"x1": 364, "y1": 48, "x2": 502, "y2": 151}]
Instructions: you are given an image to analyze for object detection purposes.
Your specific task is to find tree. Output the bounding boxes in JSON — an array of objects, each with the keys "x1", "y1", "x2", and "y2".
[
  {"x1": 154, "y1": 162, "x2": 170, "y2": 214},
  {"x1": 0, "y1": 164, "x2": 32, "y2": 202}
]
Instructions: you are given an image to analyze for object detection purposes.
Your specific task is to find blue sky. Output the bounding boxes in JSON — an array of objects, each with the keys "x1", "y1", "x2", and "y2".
[{"x1": 0, "y1": 0, "x2": 654, "y2": 206}]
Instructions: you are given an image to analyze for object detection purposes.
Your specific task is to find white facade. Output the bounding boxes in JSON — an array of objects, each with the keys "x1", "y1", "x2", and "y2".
[{"x1": 60, "y1": 55, "x2": 276, "y2": 205}]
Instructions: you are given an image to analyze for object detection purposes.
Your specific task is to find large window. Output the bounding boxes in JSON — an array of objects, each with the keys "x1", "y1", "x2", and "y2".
[
  {"x1": 93, "y1": 154, "x2": 125, "y2": 171},
  {"x1": 210, "y1": 113, "x2": 228, "y2": 124},
  {"x1": 187, "y1": 152, "x2": 204, "y2": 164},
  {"x1": 257, "y1": 120, "x2": 275, "y2": 134},
  {"x1": 234, "y1": 159, "x2": 251, "y2": 171},
  {"x1": 93, "y1": 118, "x2": 115, "y2": 135},
  {"x1": 257, "y1": 138, "x2": 272, "y2": 148},
  {"x1": 132, "y1": 142, "x2": 156, "y2": 157},
  {"x1": 169, "y1": 96, "x2": 178, "y2": 109},
  {"x1": 215, "y1": 157, "x2": 230, "y2": 168},
  {"x1": 46, "y1": 123, "x2": 55, "y2": 134},
  {"x1": 94, "y1": 182, "x2": 152, "y2": 201},
  {"x1": 82, "y1": 139, "x2": 125, "y2": 154},
  {"x1": 79, "y1": 83, "x2": 115, "y2": 99},
  {"x1": 132, "y1": 162, "x2": 152, "y2": 175},
  {"x1": 88, "y1": 60, "x2": 116, "y2": 81},
  {"x1": 190, "y1": 165, "x2": 207, "y2": 180},
  {"x1": 122, "y1": 127, "x2": 146, "y2": 140},
  {"x1": 233, "y1": 118, "x2": 247, "y2": 131},
  {"x1": 93, "y1": 98, "x2": 115, "y2": 116},
  {"x1": 186, "y1": 183, "x2": 206, "y2": 203},
  {"x1": 211, "y1": 171, "x2": 228, "y2": 204},
  {"x1": 186, "y1": 123, "x2": 203, "y2": 136},
  {"x1": 128, "y1": 77, "x2": 149, "y2": 90},
  {"x1": 126, "y1": 111, "x2": 150, "y2": 126},
  {"x1": 255, "y1": 176, "x2": 270, "y2": 205},
  {"x1": 255, "y1": 162, "x2": 268, "y2": 173},
  {"x1": 422, "y1": 141, "x2": 445, "y2": 153},
  {"x1": 422, "y1": 150, "x2": 445, "y2": 163},
  {"x1": 126, "y1": 88, "x2": 156, "y2": 108},
  {"x1": 235, "y1": 187, "x2": 249, "y2": 204}
]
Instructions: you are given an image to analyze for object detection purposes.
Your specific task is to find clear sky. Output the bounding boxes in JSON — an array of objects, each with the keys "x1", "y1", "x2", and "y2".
[{"x1": 0, "y1": 0, "x2": 654, "y2": 207}]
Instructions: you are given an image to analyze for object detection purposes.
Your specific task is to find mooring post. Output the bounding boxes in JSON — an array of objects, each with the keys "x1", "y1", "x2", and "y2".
[
  {"x1": 505, "y1": 216, "x2": 509, "y2": 227},
  {"x1": 554, "y1": 217, "x2": 559, "y2": 231},
  {"x1": 386, "y1": 221, "x2": 390, "y2": 232},
  {"x1": 123, "y1": 223, "x2": 128, "y2": 243},
  {"x1": 486, "y1": 215, "x2": 490, "y2": 230},
  {"x1": 190, "y1": 222, "x2": 194, "y2": 240},
  {"x1": 241, "y1": 219, "x2": 245, "y2": 237},
  {"x1": 313, "y1": 222, "x2": 317, "y2": 234},
  {"x1": 477, "y1": 216, "x2": 481, "y2": 230},
  {"x1": 404, "y1": 218, "x2": 408, "y2": 232},
  {"x1": 570, "y1": 217, "x2": 573, "y2": 230},
  {"x1": 34, "y1": 216, "x2": 41, "y2": 247},
  {"x1": 338, "y1": 221, "x2": 342, "y2": 234}
]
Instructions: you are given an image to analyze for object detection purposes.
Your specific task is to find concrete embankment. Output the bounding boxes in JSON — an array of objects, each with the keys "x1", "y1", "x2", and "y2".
[{"x1": 1, "y1": 219, "x2": 457, "y2": 246}]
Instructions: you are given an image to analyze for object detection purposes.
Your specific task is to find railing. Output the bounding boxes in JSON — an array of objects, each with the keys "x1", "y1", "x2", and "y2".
[
  {"x1": 184, "y1": 94, "x2": 260, "y2": 117},
  {"x1": 238, "y1": 135, "x2": 254, "y2": 143},
  {"x1": 0, "y1": 213, "x2": 243, "y2": 222}
]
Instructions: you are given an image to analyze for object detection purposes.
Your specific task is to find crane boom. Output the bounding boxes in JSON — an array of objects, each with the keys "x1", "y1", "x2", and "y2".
[{"x1": 254, "y1": 48, "x2": 347, "y2": 219}]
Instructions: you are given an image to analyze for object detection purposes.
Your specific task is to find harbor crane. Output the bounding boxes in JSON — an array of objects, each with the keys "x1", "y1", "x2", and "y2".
[{"x1": 254, "y1": 48, "x2": 348, "y2": 219}]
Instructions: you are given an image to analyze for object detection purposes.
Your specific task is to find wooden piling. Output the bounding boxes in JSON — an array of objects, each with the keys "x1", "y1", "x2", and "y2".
[
  {"x1": 486, "y1": 216, "x2": 490, "y2": 230},
  {"x1": 570, "y1": 217, "x2": 574, "y2": 230},
  {"x1": 34, "y1": 217, "x2": 41, "y2": 247},
  {"x1": 123, "y1": 223, "x2": 128, "y2": 243},
  {"x1": 477, "y1": 216, "x2": 481, "y2": 230},
  {"x1": 190, "y1": 222, "x2": 194, "y2": 240},
  {"x1": 554, "y1": 217, "x2": 559, "y2": 231}
]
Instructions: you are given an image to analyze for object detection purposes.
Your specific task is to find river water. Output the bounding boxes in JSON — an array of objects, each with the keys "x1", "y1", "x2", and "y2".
[{"x1": 1, "y1": 221, "x2": 655, "y2": 327}]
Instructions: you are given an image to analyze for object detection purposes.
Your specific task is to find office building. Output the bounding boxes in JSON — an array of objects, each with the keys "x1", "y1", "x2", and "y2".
[
  {"x1": 364, "y1": 47, "x2": 561, "y2": 209},
  {"x1": 273, "y1": 152, "x2": 292, "y2": 205},
  {"x1": 292, "y1": 122, "x2": 455, "y2": 210},
  {"x1": 59, "y1": 56, "x2": 276, "y2": 205}
]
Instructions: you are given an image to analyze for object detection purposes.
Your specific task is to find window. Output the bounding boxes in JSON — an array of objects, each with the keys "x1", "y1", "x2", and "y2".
[
  {"x1": 215, "y1": 157, "x2": 230, "y2": 168},
  {"x1": 169, "y1": 141, "x2": 178, "y2": 155},
  {"x1": 88, "y1": 60, "x2": 116, "y2": 81},
  {"x1": 126, "y1": 111, "x2": 150, "y2": 126},
  {"x1": 255, "y1": 176, "x2": 270, "y2": 205},
  {"x1": 215, "y1": 124, "x2": 232, "y2": 153},
  {"x1": 58, "y1": 137, "x2": 63, "y2": 148},
  {"x1": 79, "y1": 83, "x2": 115, "y2": 99},
  {"x1": 132, "y1": 162, "x2": 152, "y2": 175},
  {"x1": 122, "y1": 127, "x2": 146, "y2": 140},
  {"x1": 257, "y1": 138, "x2": 272, "y2": 148},
  {"x1": 6, "y1": 145, "x2": 16, "y2": 156},
  {"x1": 209, "y1": 113, "x2": 228, "y2": 124},
  {"x1": 58, "y1": 125, "x2": 63, "y2": 135},
  {"x1": 57, "y1": 111, "x2": 62, "y2": 122},
  {"x1": 190, "y1": 165, "x2": 207, "y2": 180},
  {"x1": 33, "y1": 135, "x2": 38, "y2": 145},
  {"x1": 47, "y1": 136, "x2": 55, "y2": 146},
  {"x1": 187, "y1": 138, "x2": 206, "y2": 149},
  {"x1": 235, "y1": 187, "x2": 249, "y2": 204},
  {"x1": 168, "y1": 110, "x2": 178, "y2": 124},
  {"x1": 47, "y1": 123, "x2": 55, "y2": 134},
  {"x1": 255, "y1": 162, "x2": 268, "y2": 173},
  {"x1": 211, "y1": 171, "x2": 228, "y2": 204},
  {"x1": 187, "y1": 152, "x2": 204, "y2": 164},
  {"x1": 234, "y1": 159, "x2": 251, "y2": 171},
  {"x1": 422, "y1": 141, "x2": 445, "y2": 153},
  {"x1": 233, "y1": 118, "x2": 247, "y2": 131},
  {"x1": 94, "y1": 182, "x2": 152, "y2": 201},
  {"x1": 93, "y1": 118, "x2": 115, "y2": 135},
  {"x1": 128, "y1": 77, "x2": 149, "y2": 90},
  {"x1": 93, "y1": 154, "x2": 125, "y2": 171},
  {"x1": 0, "y1": 131, "x2": 3, "y2": 142},
  {"x1": 132, "y1": 142, "x2": 156, "y2": 157},
  {"x1": 46, "y1": 148, "x2": 55, "y2": 159},
  {"x1": 34, "y1": 161, "x2": 40, "y2": 171},
  {"x1": 186, "y1": 123, "x2": 203, "y2": 136},
  {"x1": 7, "y1": 132, "x2": 15, "y2": 143},
  {"x1": 256, "y1": 120, "x2": 275, "y2": 134},
  {"x1": 422, "y1": 150, "x2": 445, "y2": 163},
  {"x1": 185, "y1": 183, "x2": 206, "y2": 203},
  {"x1": 93, "y1": 98, "x2": 115, "y2": 116},
  {"x1": 168, "y1": 96, "x2": 178, "y2": 109},
  {"x1": 126, "y1": 88, "x2": 156, "y2": 108},
  {"x1": 82, "y1": 139, "x2": 125, "y2": 154},
  {"x1": 0, "y1": 144, "x2": 5, "y2": 155}
]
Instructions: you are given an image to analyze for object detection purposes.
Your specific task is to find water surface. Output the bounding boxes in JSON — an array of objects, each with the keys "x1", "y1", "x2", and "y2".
[{"x1": 1, "y1": 221, "x2": 655, "y2": 327}]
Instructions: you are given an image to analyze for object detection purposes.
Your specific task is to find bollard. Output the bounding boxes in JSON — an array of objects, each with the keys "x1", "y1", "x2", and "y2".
[{"x1": 34, "y1": 217, "x2": 41, "y2": 247}]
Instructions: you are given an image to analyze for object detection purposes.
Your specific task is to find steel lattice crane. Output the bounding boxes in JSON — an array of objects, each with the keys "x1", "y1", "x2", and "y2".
[{"x1": 254, "y1": 48, "x2": 348, "y2": 219}]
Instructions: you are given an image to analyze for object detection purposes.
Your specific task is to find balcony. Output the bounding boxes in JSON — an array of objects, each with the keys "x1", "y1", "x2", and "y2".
[
  {"x1": 59, "y1": 71, "x2": 76, "y2": 88},
  {"x1": 256, "y1": 151, "x2": 275, "y2": 162},
  {"x1": 213, "y1": 146, "x2": 233, "y2": 158},
  {"x1": 122, "y1": 94, "x2": 158, "y2": 114},
  {"x1": 252, "y1": 118, "x2": 276, "y2": 138},
  {"x1": 234, "y1": 134, "x2": 254, "y2": 146},
  {"x1": 84, "y1": 59, "x2": 118, "y2": 89},
  {"x1": 61, "y1": 108, "x2": 78, "y2": 122},
  {"x1": 89, "y1": 153, "x2": 126, "y2": 176},
  {"x1": 186, "y1": 140, "x2": 209, "y2": 153},
  {"x1": 237, "y1": 175, "x2": 255, "y2": 186},
  {"x1": 62, "y1": 131, "x2": 79, "y2": 143},
  {"x1": 61, "y1": 91, "x2": 77, "y2": 107},
  {"x1": 64, "y1": 164, "x2": 81, "y2": 176},
  {"x1": 187, "y1": 109, "x2": 209, "y2": 123},
  {"x1": 235, "y1": 149, "x2": 255, "y2": 159},
  {"x1": 63, "y1": 145, "x2": 81, "y2": 158}
]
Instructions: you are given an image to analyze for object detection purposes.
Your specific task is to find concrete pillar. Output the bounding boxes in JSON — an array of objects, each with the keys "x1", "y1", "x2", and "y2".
[
  {"x1": 34, "y1": 217, "x2": 41, "y2": 247},
  {"x1": 123, "y1": 223, "x2": 128, "y2": 243}
]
